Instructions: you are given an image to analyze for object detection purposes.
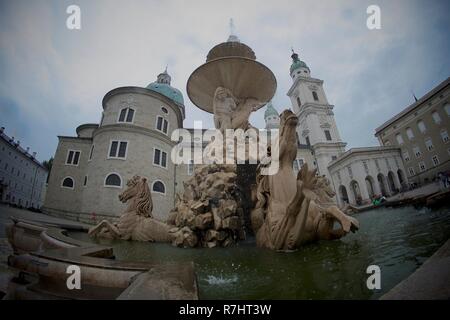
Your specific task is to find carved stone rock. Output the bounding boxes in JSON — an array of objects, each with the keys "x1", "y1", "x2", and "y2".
[{"x1": 170, "y1": 164, "x2": 245, "y2": 248}]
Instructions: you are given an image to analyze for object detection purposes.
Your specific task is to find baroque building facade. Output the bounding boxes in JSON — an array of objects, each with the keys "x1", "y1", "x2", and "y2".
[
  {"x1": 0, "y1": 127, "x2": 48, "y2": 208},
  {"x1": 44, "y1": 69, "x2": 186, "y2": 222},
  {"x1": 375, "y1": 78, "x2": 450, "y2": 187}
]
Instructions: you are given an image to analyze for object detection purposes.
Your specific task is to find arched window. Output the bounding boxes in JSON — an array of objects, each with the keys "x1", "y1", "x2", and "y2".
[
  {"x1": 296, "y1": 97, "x2": 301, "y2": 108},
  {"x1": 445, "y1": 103, "x2": 450, "y2": 116},
  {"x1": 118, "y1": 108, "x2": 135, "y2": 123},
  {"x1": 61, "y1": 177, "x2": 74, "y2": 189},
  {"x1": 312, "y1": 91, "x2": 319, "y2": 101},
  {"x1": 395, "y1": 133, "x2": 404, "y2": 145},
  {"x1": 152, "y1": 180, "x2": 166, "y2": 194},
  {"x1": 431, "y1": 111, "x2": 441, "y2": 124},
  {"x1": 417, "y1": 120, "x2": 426, "y2": 133},
  {"x1": 104, "y1": 173, "x2": 122, "y2": 187},
  {"x1": 406, "y1": 127, "x2": 414, "y2": 140}
]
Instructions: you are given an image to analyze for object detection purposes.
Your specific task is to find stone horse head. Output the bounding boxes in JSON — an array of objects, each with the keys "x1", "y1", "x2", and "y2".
[{"x1": 118, "y1": 175, "x2": 153, "y2": 217}]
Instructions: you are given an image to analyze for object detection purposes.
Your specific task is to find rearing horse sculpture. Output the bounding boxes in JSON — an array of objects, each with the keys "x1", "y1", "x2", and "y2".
[
  {"x1": 251, "y1": 110, "x2": 359, "y2": 251},
  {"x1": 88, "y1": 175, "x2": 172, "y2": 242}
]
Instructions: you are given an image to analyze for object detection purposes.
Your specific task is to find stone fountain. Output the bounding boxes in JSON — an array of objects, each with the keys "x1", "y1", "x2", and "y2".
[{"x1": 87, "y1": 34, "x2": 359, "y2": 249}]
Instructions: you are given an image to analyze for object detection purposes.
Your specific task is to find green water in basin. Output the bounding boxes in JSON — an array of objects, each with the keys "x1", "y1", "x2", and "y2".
[{"x1": 69, "y1": 205, "x2": 450, "y2": 299}]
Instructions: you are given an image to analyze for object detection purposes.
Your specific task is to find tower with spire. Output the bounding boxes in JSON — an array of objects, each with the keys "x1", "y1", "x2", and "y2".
[
  {"x1": 287, "y1": 49, "x2": 347, "y2": 180},
  {"x1": 264, "y1": 101, "x2": 280, "y2": 129}
]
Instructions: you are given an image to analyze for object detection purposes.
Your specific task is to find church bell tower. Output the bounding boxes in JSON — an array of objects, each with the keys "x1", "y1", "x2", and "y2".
[{"x1": 287, "y1": 50, "x2": 347, "y2": 180}]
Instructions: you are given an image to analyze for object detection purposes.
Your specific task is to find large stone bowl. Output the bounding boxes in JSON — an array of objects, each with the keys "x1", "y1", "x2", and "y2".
[{"x1": 186, "y1": 41, "x2": 277, "y2": 113}]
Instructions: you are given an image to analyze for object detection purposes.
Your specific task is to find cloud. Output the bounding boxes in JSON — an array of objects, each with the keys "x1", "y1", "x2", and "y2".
[{"x1": 0, "y1": 0, "x2": 449, "y2": 161}]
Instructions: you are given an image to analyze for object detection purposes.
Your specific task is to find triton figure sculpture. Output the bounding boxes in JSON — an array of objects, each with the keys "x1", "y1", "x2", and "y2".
[{"x1": 251, "y1": 110, "x2": 359, "y2": 251}]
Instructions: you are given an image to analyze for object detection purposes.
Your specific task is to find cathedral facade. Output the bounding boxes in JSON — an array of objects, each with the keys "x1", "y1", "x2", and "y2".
[{"x1": 43, "y1": 69, "x2": 189, "y2": 222}]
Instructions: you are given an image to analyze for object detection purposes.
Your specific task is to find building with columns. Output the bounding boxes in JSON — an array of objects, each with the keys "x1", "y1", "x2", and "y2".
[
  {"x1": 328, "y1": 147, "x2": 407, "y2": 206},
  {"x1": 285, "y1": 50, "x2": 409, "y2": 207}
]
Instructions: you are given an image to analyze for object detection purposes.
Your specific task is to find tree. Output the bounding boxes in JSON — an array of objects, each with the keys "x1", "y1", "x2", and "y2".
[{"x1": 43, "y1": 157, "x2": 53, "y2": 183}]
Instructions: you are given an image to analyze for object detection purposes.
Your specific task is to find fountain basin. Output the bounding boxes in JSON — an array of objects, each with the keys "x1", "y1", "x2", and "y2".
[{"x1": 69, "y1": 205, "x2": 450, "y2": 299}]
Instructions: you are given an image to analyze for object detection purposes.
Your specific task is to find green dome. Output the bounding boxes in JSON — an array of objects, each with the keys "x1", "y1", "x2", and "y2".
[
  {"x1": 264, "y1": 101, "x2": 279, "y2": 119},
  {"x1": 146, "y1": 82, "x2": 184, "y2": 105},
  {"x1": 290, "y1": 52, "x2": 309, "y2": 74},
  {"x1": 146, "y1": 69, "x2": 184, "y2": 106}
]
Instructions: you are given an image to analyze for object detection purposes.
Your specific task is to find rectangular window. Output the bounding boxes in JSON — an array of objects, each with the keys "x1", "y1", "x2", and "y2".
[
  {"x1": 67, "y1": 151, "x2": 74, "y2": 164},
  {"x1": 154, "y1": 149, "x2": 161, "y2": 165},
  {"x1": 418, "y1": 161, "x2": 426, "y2": 172},
  {"x1": 83, "y1": 175, "x2": 88, "y2": 186},
  {"x1": 66, "y1": 150, "x2": 81, "y2": 165},
  {"x1": 161, "y1": 151, "x2": 167, "y2": 168},
  {"x1": 292, "y1": 159, "x2": 304, "y2": 172},
  {"x1": 126, "y1": 109, "x2": 134, "y2": 122},
  {"x1": 156, "y1": 116, "x2": 163, "y2": 131},
  {"x1": 425, "y1": 138, "x2": 434, "y2": 151},
  {"x1": 408, "y1": 167, "x2": 415, "y2": 176},
  {"x1": 403, "y1": 151, "x2": 410, "y2": 162},
  {"x1": 312, "y1": 91, "x2": 319, "y2": 101},
  {"x1": 441, "y1": 130, "x2": 449, "y2": 143},
  {"x1": 153, "y1": 148, "x2": 167, "y2": 168},
  {"x1": 108, "y1": 141, "x2": 127, "y2": 159},
  {"x1": 324, "y1": 130, "x2": 332, "y2": 141},
  {"x1": 156, "y1": 116, "x2": 169, "y2": 135},
  {"x1": 413, "y1": 146, "x2": 422, "y2": 158},
  {"x1": 109, "y1": 141, "x2": 118, "y2": 157},
  {"x1": 432, "y1": 155, "x2": 439, "y2": 166},
  {"x1": 118, "y1": 142, "x2": 127, "y2": 158}
]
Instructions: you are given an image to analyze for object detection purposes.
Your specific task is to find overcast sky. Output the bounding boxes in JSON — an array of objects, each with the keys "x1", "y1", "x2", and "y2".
[{"x1": 0, "y1": 0, "x2": 449, "y2": 162}]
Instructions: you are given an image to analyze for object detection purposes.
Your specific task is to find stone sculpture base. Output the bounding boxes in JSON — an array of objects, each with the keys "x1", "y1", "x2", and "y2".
[{"x1": 168, "y1": 164, "x2": 246, "y2": 248}]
